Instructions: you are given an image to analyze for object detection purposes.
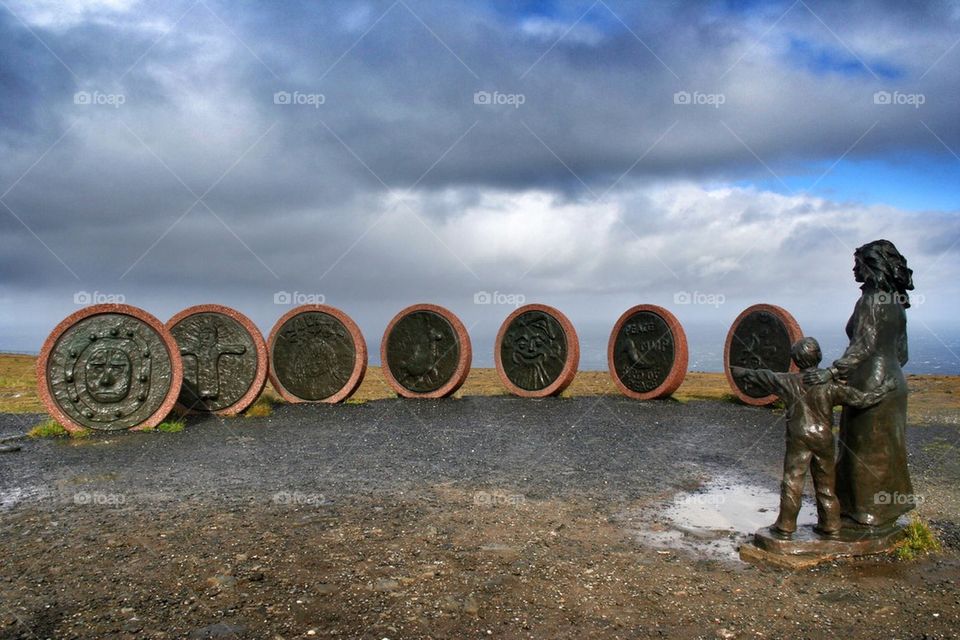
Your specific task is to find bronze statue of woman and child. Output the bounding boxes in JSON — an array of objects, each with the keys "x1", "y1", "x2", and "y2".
[{"x1": 732, "y1": 239, "x2": 915, "y2": 558}]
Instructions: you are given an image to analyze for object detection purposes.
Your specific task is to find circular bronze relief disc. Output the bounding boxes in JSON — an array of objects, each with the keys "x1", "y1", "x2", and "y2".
[
  {"x1": 267, "y1": 305, "x2": 367, "y2": 403},
  {"x1": 494, "y1": 304, "x2": 579, "y2": 398},
  {"x1": 608, "y1": 305, "x2": 688, "y2": 400},
  {"x1": 166, "y1": 305, "x2": 268, "y2": 415},
  {"x1": 37, "y1": 304, "x2": 183, "y2": 433},
  {"x1": 381, "y1": 304, "x2": 472, "y2": 398},
  {"x1": 723, "y1": 304, "x2": 803, "y2": 406}
]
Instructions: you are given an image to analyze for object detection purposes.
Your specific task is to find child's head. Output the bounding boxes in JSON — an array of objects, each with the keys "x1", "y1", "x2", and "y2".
[{"x1": 791, "y1": 337, "x2": 822, "y2": 369}]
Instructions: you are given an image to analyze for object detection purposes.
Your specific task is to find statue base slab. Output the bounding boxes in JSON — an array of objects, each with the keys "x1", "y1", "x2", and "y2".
[{"x1": 739, "y1": 520, "x2": 907, "y2": 569}]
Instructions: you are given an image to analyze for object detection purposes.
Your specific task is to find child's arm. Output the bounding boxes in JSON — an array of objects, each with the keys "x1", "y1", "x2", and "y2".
[
  {"x1": 730, "y1": 366, "x2": 788, "y2": 397},
  {"x1": 832, "y1": 377, "x2": 897, "y2": 409}
]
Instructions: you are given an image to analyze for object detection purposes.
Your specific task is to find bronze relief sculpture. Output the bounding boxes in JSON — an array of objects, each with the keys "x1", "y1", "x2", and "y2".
[{"x1": 37, "y1": 304, "x2": 183, "y2": 433}]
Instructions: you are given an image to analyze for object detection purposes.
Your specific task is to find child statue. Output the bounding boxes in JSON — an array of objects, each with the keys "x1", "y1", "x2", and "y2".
[{"x1": 731, "y1": 337, "x2": 894, "y2": 538}]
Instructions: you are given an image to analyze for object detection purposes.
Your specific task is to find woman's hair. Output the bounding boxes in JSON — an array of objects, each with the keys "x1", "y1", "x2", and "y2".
[{"x1": 855, "y1": 239, "x2": 914, "y2": 308}]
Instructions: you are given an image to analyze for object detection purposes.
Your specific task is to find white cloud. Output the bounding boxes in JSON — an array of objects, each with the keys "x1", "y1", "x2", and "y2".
[
  {"x1": 434, "y1": 190, "x2": 619, "y2": 271},
  {"x1": 6, "y1": 0, "x2": 139, "y2": 29},
  {"x1": 518, "y1": 17, "x2": 605, "y2": 46},
  {"x1": 370, "y1": 182, "x2": 958, "y2": 310},
  {"x1": 339, "y1": 3, "x2": 373, "y2": 33}
]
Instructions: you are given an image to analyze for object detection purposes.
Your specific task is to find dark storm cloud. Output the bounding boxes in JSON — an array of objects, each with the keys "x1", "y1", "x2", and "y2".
[{"x1": 0, "y1": 14, "x2": 74, "y2": 136}]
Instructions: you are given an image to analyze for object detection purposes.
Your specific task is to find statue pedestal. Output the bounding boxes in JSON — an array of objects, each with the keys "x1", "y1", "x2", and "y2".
[{"x1": 739, "y1": 521, "x2": 907, "y2": 569}]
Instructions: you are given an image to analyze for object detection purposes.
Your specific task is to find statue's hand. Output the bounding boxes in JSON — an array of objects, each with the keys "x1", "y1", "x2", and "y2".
[{"x1": 803, "y1": 369, "x2": 832, "y2": 386}]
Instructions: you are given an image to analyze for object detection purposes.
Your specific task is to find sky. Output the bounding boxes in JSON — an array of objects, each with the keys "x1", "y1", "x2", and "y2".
[{"x1": 0, "y1": 0, "x2": 958, "y2": 372}]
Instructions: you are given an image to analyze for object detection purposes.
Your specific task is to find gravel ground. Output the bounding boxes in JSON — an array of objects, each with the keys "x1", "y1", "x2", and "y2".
[{"x1": 0, "y1": 397, "x2": 958, "y2": 639}]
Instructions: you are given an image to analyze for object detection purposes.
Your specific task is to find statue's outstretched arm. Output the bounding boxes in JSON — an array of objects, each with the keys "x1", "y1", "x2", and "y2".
[
  {"x1": 730, "y1": 366, "x2": 786, "y2": 397},
  {"x1": 833, "y1": 377, "x2": 895, "y2": 409}
]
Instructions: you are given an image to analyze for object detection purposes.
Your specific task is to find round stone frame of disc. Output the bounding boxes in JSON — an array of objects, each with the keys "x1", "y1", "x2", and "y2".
[
  {"x1": 607, "y1": 304, "x2": 689, "y2": 400},
  {"x1": 266, "y1": 304, "x2": 368, "y2": 404},
  {"x1": 165, "y1": 304, "x2": 268, "y2": 416},
  {"x1": 380, "y1": 303, "x2": 473, "y2": 399},
  {"x1": 723, "y1": 303, "x2": 804, "y2": 406},
  {"x1": 494, "y1": 303, "x2": 580, "y2": 398},
  {"x1": 36, "y1": 304, "x2": 184, "y2": 434}
]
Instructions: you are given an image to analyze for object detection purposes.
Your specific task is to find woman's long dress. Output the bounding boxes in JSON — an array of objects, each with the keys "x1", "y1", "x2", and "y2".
[{"x1": 833, "y1": 288, "x2": 913, "y2": 527}]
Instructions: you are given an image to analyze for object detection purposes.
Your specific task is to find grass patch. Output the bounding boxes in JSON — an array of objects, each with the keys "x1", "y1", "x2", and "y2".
[
  {"x1": 27, "y1": 419, "x2": 91, "y2": 439},
  {"x1": 344, "y1": 397, "x2": 367, "y2": 405},
  {"x1": 896, "y1": 515, "x2": 941, "y2": 560},
  {"x1": 0, "y1": 354, "x2": 46, "y2": 413},
  {"x1": 28, "y1": 419, "x2": 69, "y2": 438},
  {"x1": 155, "y1": 420, "x2": 186, "y2": 433},
  {"x1": 244, "y1": 397, "x2": 274, "y2": 418}
]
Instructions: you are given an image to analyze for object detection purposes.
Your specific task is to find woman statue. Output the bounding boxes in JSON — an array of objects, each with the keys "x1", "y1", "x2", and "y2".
[{"x1": 804, "y1": 239, "x2": 914, "y2": 529}]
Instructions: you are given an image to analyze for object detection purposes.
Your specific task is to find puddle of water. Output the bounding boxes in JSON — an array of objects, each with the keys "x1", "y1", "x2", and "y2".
[
  {"x1": 622, "y1": 475, "x2": 817, "y2": 562},
  {"x1": 0, "y1": 485, "x2": 181, "y2": 511},
  {"x1": 0, "y1": 485, "x2": 54, "y2": 511}
]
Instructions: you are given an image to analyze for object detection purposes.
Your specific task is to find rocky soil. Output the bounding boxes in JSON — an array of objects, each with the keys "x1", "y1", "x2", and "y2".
[{"x1": 1, "y1": 396, "x2": 958, "y2": 639}]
